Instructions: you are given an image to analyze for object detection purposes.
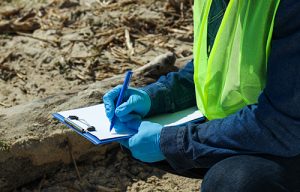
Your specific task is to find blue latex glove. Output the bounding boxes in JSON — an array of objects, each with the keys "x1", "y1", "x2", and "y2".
[
  {"x1": 103, "y1": 85, "x2": 151, "y2": 131},
  {"x1": 119, "y1": 121, "x2": 165, "y2": 163}
]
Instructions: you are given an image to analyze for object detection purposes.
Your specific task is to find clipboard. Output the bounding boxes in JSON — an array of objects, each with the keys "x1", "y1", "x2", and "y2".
[
  {"x1": 52, "y1": 113, "x2": 132, "y2": 145},
  {"x1": 52, "y1": 104, "x2": 205, "y2": 145}
]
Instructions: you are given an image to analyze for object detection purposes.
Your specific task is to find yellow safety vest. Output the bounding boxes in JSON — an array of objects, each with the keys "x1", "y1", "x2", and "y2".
[{"x1": 193, "y1": 0, "x2": 280, "y2": 120}]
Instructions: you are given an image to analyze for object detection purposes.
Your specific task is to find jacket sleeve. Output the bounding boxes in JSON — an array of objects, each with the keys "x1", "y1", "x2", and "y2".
[
  {"x1": 141, "y1": 60, "x2": 196, "y2": 116},
  {"x1": 160, "y1": 1, "x2": 300, "y2": 171}
]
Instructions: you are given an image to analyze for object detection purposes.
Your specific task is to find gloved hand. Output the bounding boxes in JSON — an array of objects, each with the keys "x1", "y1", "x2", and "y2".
[
  {"x1": 103, "y1": 85, "x2": 151, "y2": 131},
  {"x1": 119, "y1": 121, "x2": 165, "y2": 163}
]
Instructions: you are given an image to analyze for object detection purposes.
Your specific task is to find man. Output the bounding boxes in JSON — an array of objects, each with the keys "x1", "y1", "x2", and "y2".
[{"x1": 103, "y1": 0, "x2": 300, "y2": 191}]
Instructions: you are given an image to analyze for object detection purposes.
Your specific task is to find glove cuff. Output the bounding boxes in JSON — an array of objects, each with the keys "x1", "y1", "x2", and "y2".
[
  {"x1": 138, "y1": 89, "x2": 152, "y2": 117},
  {"x1": 140, "y1": 82, "x2": 173, "y2": 117}
]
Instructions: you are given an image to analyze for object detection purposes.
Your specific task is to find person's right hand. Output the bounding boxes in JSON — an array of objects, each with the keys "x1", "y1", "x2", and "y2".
[
  {"x1": 118, "y1": 121, "x2": 165, "y2": 163},
  {"x1": 103, "y1": 85, "x2": 151, "y2": 130}
]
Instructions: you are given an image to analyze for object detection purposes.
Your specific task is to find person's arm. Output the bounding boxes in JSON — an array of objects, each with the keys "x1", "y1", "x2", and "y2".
[
  {"x1": 160, "y1": 1, "x2": 300, "y2": 171},
  {"x1": 103, "y1": 60, "x2": 197, "y2": 131},
  {"x1": 141, "y1": 60, "x2": 196, "y2": 116}
]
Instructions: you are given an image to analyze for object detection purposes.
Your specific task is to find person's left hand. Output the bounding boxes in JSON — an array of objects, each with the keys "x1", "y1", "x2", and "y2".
[{"x1": 119, "y1": 121, "x2": 165, "y2": 163}]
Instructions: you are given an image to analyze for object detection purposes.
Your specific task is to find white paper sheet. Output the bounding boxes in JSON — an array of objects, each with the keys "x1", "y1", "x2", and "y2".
[{"x1": 58, "y1": 104, "x2": 203, "y2": 141}]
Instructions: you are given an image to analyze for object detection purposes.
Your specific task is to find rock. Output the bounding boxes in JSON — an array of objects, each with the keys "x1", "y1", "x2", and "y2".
[
  {"x1": 0, "y1": 52, "x2": 177, "y2": 191},
  {"x1": 58, "y1": 0, "x2": 80, "y2": 9},
  {"x1": 0, "y1": 6, "x2": 22, "y2": 18}
]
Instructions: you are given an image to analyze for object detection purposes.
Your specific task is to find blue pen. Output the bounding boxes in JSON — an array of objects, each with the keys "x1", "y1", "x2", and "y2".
[{"x1": 109, "y1": 70, "x2": 133, "y2": 132}]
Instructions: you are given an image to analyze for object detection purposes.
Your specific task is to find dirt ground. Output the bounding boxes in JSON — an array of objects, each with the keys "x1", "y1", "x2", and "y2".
[
  {"x1": 19, "y1": 148, "x2": 201, "y2": 192},
  {"x1": 0, "y1": 0, "x2": 201, "y2": 191}
]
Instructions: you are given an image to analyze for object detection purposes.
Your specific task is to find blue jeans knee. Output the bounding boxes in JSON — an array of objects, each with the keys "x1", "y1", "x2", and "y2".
[{"x1": 201, "y1": 155, "x2": 289, "y2": 192}]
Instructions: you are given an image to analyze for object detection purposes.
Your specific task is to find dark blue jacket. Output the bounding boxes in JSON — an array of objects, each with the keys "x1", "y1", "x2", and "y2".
[{"x1": 142, "y1": 0, "x2": 300, "y2": 171}]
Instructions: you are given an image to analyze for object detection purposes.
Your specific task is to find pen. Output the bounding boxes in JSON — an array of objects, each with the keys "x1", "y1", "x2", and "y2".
[{"x1": 109, "y1": 70, "x2": 133, "y2": 131}]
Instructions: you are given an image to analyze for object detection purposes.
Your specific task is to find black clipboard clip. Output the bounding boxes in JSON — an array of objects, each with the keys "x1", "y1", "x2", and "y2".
[{"x1": 64, "y1": 115, "x2": 96, "y2": 133}]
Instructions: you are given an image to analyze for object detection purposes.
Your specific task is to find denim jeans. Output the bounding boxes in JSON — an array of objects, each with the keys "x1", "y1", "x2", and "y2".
[
  {"x1": 146, "y1": 154, "x2": 300, "y2": 192},
  {"x1": 201, "y1": 155, "x2": 300, "y2": 192},
  {"x1": 122, "y1": 141, "x2": 300, "y2": 192}
]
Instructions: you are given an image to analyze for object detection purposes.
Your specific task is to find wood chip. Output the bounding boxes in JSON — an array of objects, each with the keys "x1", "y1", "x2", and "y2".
[
  {"x1": 0, "y1": 51, "x2": 13, "y2": 65},
  {"x1": 95, "y1": 185, "x2": 119, "y2": 192},
  {"x1": 124, "y1": 28, "x2": 134, "y2": 56},
  {"x1": 100, "y1": 0, "x2": 137, "y2": 9},
  {"x1": 95, "y1": 27, "x2": 124, "y2": 37},
  {"x1": 76, "y1": 74, "x2": 86, "y2": 81},
  {"x1": 16, "y1": 32, "x2": 58, "y2": 46},
  {"x1": 16, "y1": 73, "x2": 26, "y2": 81},
  {"x1": 166, "y1": 27, "x2": 188, "y2": 34},
  {"x1": 130, "y1": 58, "x2": 144, "y2": 66},
  {"x1": 0, "y1": 102, "x2": 10, "y2": 107}
]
